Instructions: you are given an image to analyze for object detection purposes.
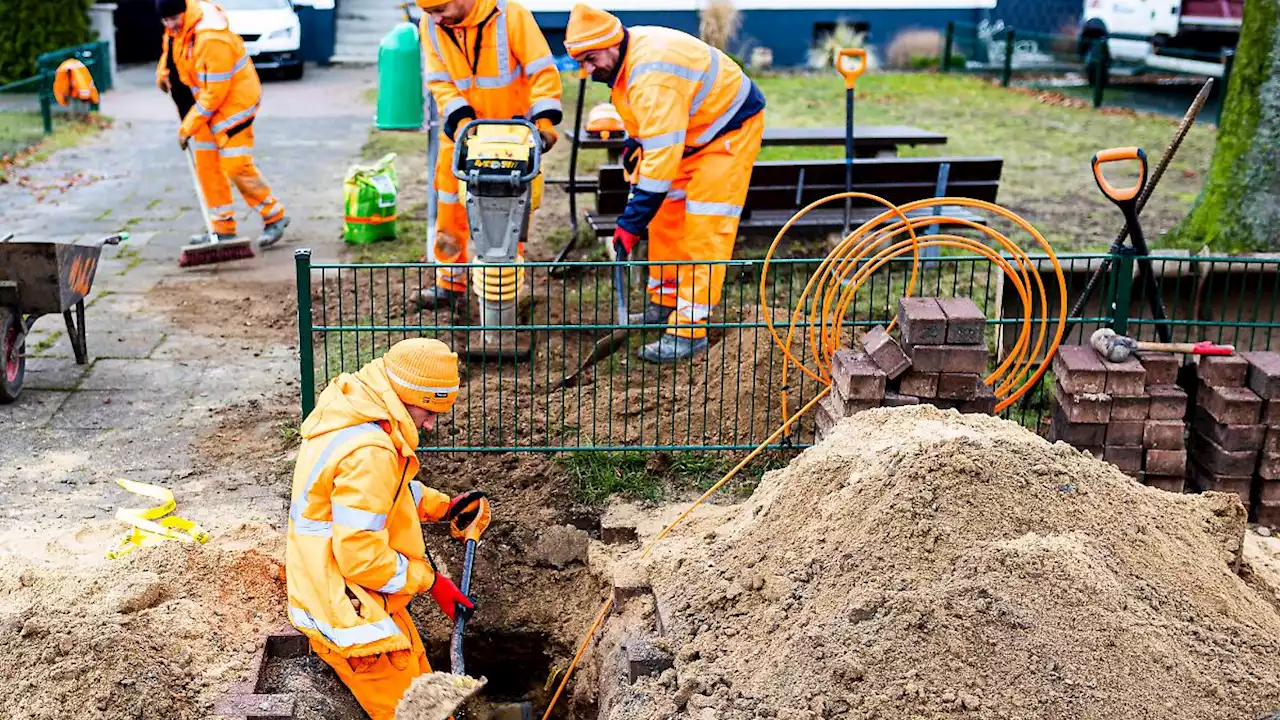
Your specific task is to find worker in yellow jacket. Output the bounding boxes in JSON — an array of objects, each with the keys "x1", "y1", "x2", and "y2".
[
  {"x1": 155, "y1": 0, "x2": 289, "y2": 248},
  {"x1": 415, "y1": 0, "x2": 563, "y2": 309},
  {"x1": 286, "y1": 338, "x2": 480, "y2": 719},
  {"x1": 565, "y1": 4, "x2": 766, "y2": 363}
]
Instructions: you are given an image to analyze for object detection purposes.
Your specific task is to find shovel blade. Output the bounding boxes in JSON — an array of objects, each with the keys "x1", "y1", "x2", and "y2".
[{"x1": 558, "y1": 329, "x2": 630, "y2": 389}]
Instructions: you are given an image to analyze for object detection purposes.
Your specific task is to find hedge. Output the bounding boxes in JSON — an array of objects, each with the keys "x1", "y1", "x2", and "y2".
[{"x1": 0, "y1": 0, "x2": 94, "y2": 85}]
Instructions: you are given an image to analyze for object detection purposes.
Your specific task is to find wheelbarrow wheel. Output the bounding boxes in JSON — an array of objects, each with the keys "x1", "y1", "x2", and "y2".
[{"x1": 0, "y1": 308, "x2": 23, "y2": 403}]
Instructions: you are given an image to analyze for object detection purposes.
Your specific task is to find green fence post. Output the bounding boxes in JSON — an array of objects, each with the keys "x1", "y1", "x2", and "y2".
[
  {"x1": 943, "y1": 22, "x2": 955, "y2": 73},
  {"x1": 38, "y1": 70, "x2": 53, "y2": 135},
  {"x1": 296, "y1": 248, "x2": 316, "y2": 420},
  {"x1": 1111, "y1": 251, "x2": 1135, "y2": 336},
  {"x1": 1001, "y1": 28, "x2": 1015, "y2": 87},
  {"x1": 1217, "y1": 49, "x2": 1235, "y2": 124}
]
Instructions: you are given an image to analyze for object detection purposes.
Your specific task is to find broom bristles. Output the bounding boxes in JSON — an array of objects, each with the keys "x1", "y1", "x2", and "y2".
[{"x1": 178, "y1": 238, "x2": 255, "y2": 268}]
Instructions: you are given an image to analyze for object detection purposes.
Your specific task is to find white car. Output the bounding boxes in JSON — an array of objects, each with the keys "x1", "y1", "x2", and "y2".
[{"x1": 221, "y1": 0, "x2": 305, "y2": 80}]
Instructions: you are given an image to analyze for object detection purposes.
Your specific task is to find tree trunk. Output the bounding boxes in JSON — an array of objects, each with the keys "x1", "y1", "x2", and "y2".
[{"x1": 1171, "y1": 0, "x2": 1280, "y2": 252}]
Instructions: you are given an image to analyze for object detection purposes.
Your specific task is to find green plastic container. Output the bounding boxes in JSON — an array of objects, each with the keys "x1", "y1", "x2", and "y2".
[
  {"x1": 375, "y1": 23, "x2": 424, "y2": 130},
  {"x1": 343, "y1": 153, "x2": 399, "y2": 245}
]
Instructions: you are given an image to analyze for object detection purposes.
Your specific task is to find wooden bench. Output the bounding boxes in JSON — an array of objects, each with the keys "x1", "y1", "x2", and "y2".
[{"x1": 583, "y1": 156, "x2": 1004, "y2": 238}]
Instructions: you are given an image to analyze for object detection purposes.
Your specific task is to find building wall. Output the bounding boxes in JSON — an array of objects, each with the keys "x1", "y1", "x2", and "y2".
[
  {"x1": 535, "y1": 7, "x2": 988, "y2": 67},
  {"x1": 988, "y1": 0, "x2": 1082, "y2": 36}
]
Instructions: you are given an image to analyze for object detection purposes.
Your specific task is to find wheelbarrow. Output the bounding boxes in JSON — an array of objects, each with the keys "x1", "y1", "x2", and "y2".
[{"x1": 0, "y1": 232, "x2": 128, "y2": 403}]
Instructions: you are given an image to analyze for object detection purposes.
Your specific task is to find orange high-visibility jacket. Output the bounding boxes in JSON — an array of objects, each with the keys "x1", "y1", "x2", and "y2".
[
  {"x1": 53, "y1": 58, "x2": 99, "y2": 106},
  {"x1": 286, "y1": 359, "x2": 452, "y2": 658},
  {"x1": 157, "y1": 1, "x2": 263, "y2": 143},
  {"x1": 419, "y1": 0, "x2": 563, "y2": 140},
  {"x1": 608, "y1": 26, "x2": 765, "y2": 236}
]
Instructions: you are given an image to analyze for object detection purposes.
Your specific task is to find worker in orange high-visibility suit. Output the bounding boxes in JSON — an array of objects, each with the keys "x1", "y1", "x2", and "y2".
[
  {"x1": 565, "y1": 4, "x2": 766, "y2": 363},
  {"x1": 155, "y1": 0, "x2": 289, "y2": 248},
  {"x1": 415, "y1": 0, "x2": 563, "y2": 310},
  {"x1": 286, "y1": 338, "x2": 483, "y2": 719}
]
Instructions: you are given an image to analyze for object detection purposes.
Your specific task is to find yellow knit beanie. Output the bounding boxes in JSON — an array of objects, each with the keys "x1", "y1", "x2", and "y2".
[
  {"x1": 415, "y1": 0, "x2": 451, "y2": 9},
  {"x1": 564, "y1": 4, "x2": 624, "y2": 58},
  {"x1": 383, "y1": 338, "x2": 460, "y2": 413}
]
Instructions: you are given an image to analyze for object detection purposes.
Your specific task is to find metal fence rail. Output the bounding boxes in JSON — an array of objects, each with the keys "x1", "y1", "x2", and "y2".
[{"x1": 296, "y1": 250, "x2": 1280, "y2": 453}]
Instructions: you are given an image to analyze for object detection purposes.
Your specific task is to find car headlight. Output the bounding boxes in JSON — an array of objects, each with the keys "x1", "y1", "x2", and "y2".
[{"x1": 267, "y1": 27, "x2": 295, "y2": 41}]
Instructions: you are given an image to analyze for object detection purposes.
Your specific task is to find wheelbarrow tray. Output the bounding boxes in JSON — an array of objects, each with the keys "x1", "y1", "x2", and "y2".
[{"x1": 0, "y1": 238, "x2": 108, "y2": 316}]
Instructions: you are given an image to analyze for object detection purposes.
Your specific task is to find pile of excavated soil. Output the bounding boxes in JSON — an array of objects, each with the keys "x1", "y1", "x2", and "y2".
[
  {"x1": 613, "y1": 405, "x2": 1280, "y2": 720},
  {"x1": 396, "y1": 673, "x2": 486, "y2": 720},
  {"x1": 0, "y1": 533, "x2": 285, "y2": 720}
]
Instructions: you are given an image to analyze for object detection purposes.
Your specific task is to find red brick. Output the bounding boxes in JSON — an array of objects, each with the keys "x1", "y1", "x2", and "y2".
[
  {"x1": 1144, "y1": 420, "x2": 1186, "y2": 450},
  {"x1": 1050, "y1": 405, "x2": 1107, "y2": 446},
  {"x1": 1081, "y1": 446, "x2": 1105, "y2": 460},
  {"x1": 1104, "y1": 445, "x2": 1144, "y2": 474},
  {"x1": 1188, "y1": 462, "x2": 1252, "y2": 506},
  {"x1": 1143, "y1": 474, "x2": 1185, "y2": 494},
  {"x1": 825, "y1": 392, "x2": 877, "y2": 418},
  {"x1": 1199, "y1": 383, "x2": 1263, "y2": 426},
  {"x1": 907, "y1": 345, "x2": 987, "y2": 374},
  {"x1": 1263, "y1": 400, "x2": 1280, "y2": 427},
  {"x1": 898, "y1": 371, "x2": 938, "y2": 398},
  {"x1": 1268, "y1": 428, "x2": 1280, "y2": 454},
  {"x1": 958, "y1": 381, "x2": 998, "y2": 415},
  {"x1": 1137, "y1": 352, "x2": 1180, "y2": 387},
  {"x1": 1110, "y1": 396, "x2": 1150, "y2": 422},
  {"x1": 1255, "y1": 500, "x2": 1280, "y2": 528},
  {"x1": 1192, "y1": 408, "x2": 1264, "y2": 452},
  {"x1": 831, "y1": 349, "x2": 886, "y2": 402},
  {"x1": 860, "y1": 326, "x2": 911, "y2": 380},
  {"x1": 1055, "y1": 381, "x2": 1111, "y2": 424},
  {"x1": 1198, "y1": 354, "x2": 1250, "y2": 388},
  {"x1": 897, "y1": 297, "x2": 947, "y2": 347},
  {"x1": 937, "y1": 373, "x2": 980, "y2": 400},
  {"x1": 1145, "y1": 449, "x2": 1187, "y2": 476},
  {"x1": 1053, "y1": 346, "x2": 1109, "y2": 394},
  {"x1": 814, "y1": 396, "x2": 839, "y2": 436},
  {"x1": 882, "y1": 391, "x2": 920, "y2": 408},
  {"x1": 1257, "y1": 479, "x2": 1280, "y2": 505},
  {"x1": 1147, "y1": 385, "x2": 1188, "y2": 421},
  {"x1": 1106, "y1": 420, "x2": 1145, "y2": 447},
  {"x1": 1191, "y1": 432, "x2": 1260, "y2": 477},
  {"x1": 1243, "y1": 351, "x2": 1280, "y2": 400},
  {"x1": 1258, "y1": 452, "x2": 1280, "y2": 481},
  {"x1": 937, "y1": 297, "x2": 986, "y2": 345},
  {"x1": 1101, "y1": 356, "x2": 1147, "y2": 397}
]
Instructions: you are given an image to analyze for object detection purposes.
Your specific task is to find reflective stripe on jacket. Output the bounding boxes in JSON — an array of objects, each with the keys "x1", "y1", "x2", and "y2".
[
  {"x1": 419, "y1": 0, "x2": 563, "y2": 140},
  {"x1": 285, "y1": 358, "x2": 452, "y2": 658},
  {"x1": 164, "y1": 1, "x2": 263, "y2": 142},
  {"x1": 609, "y1": 26, "x2": 765, "y2": 236}
]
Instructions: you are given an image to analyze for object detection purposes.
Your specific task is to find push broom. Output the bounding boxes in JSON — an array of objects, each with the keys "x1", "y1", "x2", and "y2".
[{"x1": 178, "y1": 145, "x2": 255, "y2": 268}]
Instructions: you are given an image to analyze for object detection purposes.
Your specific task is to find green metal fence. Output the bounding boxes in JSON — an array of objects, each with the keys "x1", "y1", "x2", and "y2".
[{"x1": 296, "y1": 250, "x2": 1280, "y2": 453}]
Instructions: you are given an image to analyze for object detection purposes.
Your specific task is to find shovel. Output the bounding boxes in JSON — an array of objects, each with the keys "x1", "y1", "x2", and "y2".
[
  {"x1": 558, "y1": 243, "x2": 630, "y2": 389},
  {"x1": 449, "y1": 494, "x2": 492, "y2": 676}
]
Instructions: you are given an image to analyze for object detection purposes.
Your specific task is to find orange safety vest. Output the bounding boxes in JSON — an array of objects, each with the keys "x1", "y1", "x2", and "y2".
[
  {"x1": 53, "y1": 58, "x2": 98, "y2": 106},
  {"x1": 610, "y1": 26, "x2": 762, "y2": 196},
  {"x1": 419, "y1": 0, "x2": 562, "y2": 138},
  {"x1": 285, "y1": 359, "x2": 451, "y2": 658},
  {"x1": 162, "y1": 1, "x2": 262, "y2": 143}
]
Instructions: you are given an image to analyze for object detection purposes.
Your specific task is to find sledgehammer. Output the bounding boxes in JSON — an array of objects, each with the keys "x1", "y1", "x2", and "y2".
[{"x1": 1089, "y1": 328, "x2": 1234, "y2": 364}]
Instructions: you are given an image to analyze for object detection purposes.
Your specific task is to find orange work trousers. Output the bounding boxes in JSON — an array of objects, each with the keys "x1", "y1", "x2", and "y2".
[
  {"x1": 647, "y1": 111, "x2": 764, "y2": 339},
  {"x1": 311, "y1": 607, "x2": 431, "y2": 720},
  {"x1": 189, "y1": 124, "x2": 284, "y2": 236}
]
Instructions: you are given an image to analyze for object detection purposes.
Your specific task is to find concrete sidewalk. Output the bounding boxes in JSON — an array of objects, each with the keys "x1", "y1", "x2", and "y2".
[{"x1": 0, "y1": 64, "x2": 377, "y2": 558}]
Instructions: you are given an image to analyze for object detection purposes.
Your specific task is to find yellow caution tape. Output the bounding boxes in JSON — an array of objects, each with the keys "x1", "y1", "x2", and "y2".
[{"x1": 106, "y1": 478, "x2": 210, "y2": 560}]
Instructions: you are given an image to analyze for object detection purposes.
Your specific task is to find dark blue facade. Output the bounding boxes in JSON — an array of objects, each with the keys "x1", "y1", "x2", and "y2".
[
  {"x1": 534, "y1": 7, "x2": 989, "y2": 68},
  {"x1": 989, "y1": 0, "x2": 1082, "y2": 35}
]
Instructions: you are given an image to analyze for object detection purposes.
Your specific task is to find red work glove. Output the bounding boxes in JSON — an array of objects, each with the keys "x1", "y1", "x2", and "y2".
[
  {"x1": 613, "y1": 227, "x2": 640, "y2": 260},
  {"x1": 429, "y1": 573, "x2": 474, "y2": 622},
  {"x1": 445, "y1": 490, "x2": 487, "y2": 528}
]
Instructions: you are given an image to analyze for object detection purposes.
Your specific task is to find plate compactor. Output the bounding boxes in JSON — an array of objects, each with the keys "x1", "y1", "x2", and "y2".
[{"x1": 451, "y1": 119, "x2": 543, "y2": 361}]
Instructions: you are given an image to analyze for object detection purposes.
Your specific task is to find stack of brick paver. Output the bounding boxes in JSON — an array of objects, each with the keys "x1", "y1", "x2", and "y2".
[
  {"x1": 1244, "y1": 352, "x2": 1280, "y2": 526},
  {"x1": 1189, "y1": 354, "x2": 1261, "y2": 507},
  {"x1": 1048, "y1": 345, "x2": 1188, "y2": 487},
  {"x1": 813, "y1": 296, "x2": 996, "y2": 442}
]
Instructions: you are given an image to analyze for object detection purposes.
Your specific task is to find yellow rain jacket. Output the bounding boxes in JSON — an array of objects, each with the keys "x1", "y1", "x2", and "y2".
[
  {"x1": 157, "y1": 0, "x2": 263, "y2": 145},
  {"x1": 419, "y1": 0, "x2": 563, "y2": 140},
  {"x1": 286, "y1": 359, "x2": 452, "y2": 658}
]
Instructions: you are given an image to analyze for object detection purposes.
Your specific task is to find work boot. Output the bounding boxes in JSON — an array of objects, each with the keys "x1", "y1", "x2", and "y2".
[
  {"x1": 638, "y1": 334, "x2": 708, "y2": 364},
  {"x1": 258, "y1": 216, "x2": 291, "y2": 249},
  {"x1": 188, "y1": 231, "x2": 237, "y2": 245},
  {"x1": 418, "y1": 285, "x2": 467, "y2": 311},
  {"x1": 628, "y1": 303, "x2": 670, "y2": 326}
]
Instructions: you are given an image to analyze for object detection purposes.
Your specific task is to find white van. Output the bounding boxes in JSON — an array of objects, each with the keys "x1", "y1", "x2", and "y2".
[
  {"x1": 221, "y1": 0, "x2": 305, "y2": 80},
  {"x1": 1080, "y1": 0, "x2": 1244, "y2": 77}
]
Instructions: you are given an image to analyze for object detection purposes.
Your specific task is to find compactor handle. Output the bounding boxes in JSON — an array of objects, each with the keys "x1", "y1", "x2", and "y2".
[
  {"x1": 1092, "y1": 146, "x2": 1148, "y2": 205},
  {"x1": 451, "y1": 118, "x2": 543, "y2": 184},
  {"x1": 837, "y1": 48, "x2": 867, "y2": 89}
]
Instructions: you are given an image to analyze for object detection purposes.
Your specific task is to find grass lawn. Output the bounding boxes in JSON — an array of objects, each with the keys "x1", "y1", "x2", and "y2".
[{"x1": 0, "y1": 111, "x2": 109, "y2": 182}]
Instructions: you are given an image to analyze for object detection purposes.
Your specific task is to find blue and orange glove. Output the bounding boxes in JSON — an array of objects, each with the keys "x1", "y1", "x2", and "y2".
[{"x1": 429, "y1": 573, "x2": 474, "y2": 622}]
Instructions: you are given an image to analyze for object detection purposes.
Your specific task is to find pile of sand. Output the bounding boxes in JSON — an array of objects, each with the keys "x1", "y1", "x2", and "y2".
[
  {"x1": 396, "y1": 673, "x2": 486, "y2": 720},
  {"x1": 613, "y1": 405, "x2": 1280, "y2": 719},
  {"x1": 0, "y1": 533, "x2": 285, "y2": 720}
]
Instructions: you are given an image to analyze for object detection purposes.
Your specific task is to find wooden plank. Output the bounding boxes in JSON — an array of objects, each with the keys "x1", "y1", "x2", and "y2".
[{"x1": 584, "y1": 206, "x2": 990, "y2": 237}]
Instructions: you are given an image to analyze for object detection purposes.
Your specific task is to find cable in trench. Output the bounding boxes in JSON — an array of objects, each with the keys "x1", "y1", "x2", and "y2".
[{"x1": 539, "y1": 193, "x2": 1069, "y2": 719}]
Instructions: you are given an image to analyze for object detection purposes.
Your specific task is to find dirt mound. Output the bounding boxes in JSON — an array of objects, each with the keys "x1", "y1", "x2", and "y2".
[
  {"x1": 614, "y1": 405, "x2": 1280, "y2": 719},
  {"x1": 396, "y1": 673, "x2": 487, "y2": 720},
  {"x1": 148, "y1": 277, "x2": 297, "y2": 343},
  {"x1": 0, "y1": 536, "x2": 285, "y2": 720}
]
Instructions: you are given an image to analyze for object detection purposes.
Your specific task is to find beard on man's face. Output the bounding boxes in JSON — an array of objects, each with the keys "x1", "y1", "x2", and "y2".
[{"x1": 591, "y1": 66, "x2": 612, "y2": 81}]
